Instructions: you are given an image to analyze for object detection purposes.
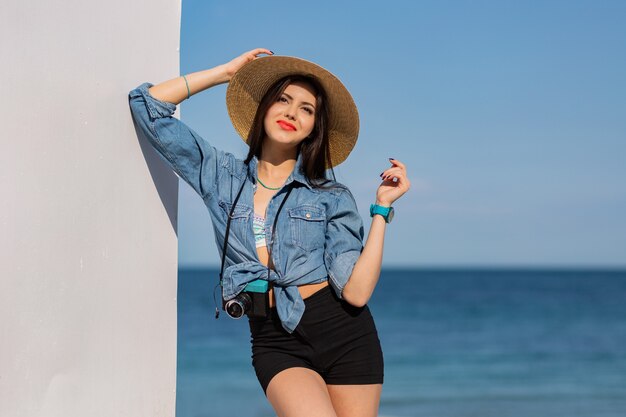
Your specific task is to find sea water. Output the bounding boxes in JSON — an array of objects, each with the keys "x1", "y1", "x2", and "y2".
[{"x1": 176, "y1": 268, "x2": 626, "y2": 417}]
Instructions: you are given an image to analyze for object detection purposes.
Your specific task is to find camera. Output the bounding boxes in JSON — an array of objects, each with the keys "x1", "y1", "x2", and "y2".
[{"x1": 223, "y1": 279, "x2": 270, "y2": 319}]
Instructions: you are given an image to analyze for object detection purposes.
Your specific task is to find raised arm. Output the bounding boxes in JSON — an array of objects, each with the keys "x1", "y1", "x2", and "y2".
[
  {"x1": 128, "y1": 48, "x2": 273, "y2": 198},
  {"x1": 342, "y1": 158, "x2": 411, "y2": 307},
  {"x1": 148, "y1": 48, "x2": 273, "y2": 104}
]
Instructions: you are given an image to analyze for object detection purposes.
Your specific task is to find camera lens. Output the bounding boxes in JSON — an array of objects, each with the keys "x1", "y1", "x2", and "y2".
[{"x1": 225, "y1": 293, "x2": 252, "y2": 319}]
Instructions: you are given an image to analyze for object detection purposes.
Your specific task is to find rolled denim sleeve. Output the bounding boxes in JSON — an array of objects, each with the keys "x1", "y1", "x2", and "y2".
[
  {"x1": 128, "y1": 82, "x2": 223, "y2": 198},
  {"x1": 324, "y1": 187, "x2": 365, "y2": 299}
]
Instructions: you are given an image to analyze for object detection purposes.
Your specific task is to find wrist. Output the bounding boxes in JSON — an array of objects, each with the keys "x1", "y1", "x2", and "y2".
[
  {"x1": 375, "y1": 200, "x2": 391, "y2": 207},
  {"x1": 371, "y1": 213, "x2": 387, "y2": 223},
  {"x1": 218, "y1": 63, "x2": 235, "y2": 82},
  {"x1": 370, "y1": 202, "x2": 395, "y2": 223}
]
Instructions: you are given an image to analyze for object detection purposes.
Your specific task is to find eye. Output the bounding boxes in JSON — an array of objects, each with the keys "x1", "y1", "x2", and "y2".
[
  {"x1": 278, "y1": 96, "x2": 288, "y2": 103},
  {"x1": 302, "y1": 107, "x2": 314, "y2": 115}
]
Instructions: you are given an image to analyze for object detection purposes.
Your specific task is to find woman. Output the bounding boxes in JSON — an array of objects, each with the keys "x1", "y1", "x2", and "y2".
[{"x1": 128, "y1": 48, "x2": 410, "y2": 417}]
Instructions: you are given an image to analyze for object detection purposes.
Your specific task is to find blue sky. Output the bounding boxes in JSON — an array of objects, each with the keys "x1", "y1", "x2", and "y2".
[{"x1": 175, "y1": 0, "x2": 626, "y2": 268}]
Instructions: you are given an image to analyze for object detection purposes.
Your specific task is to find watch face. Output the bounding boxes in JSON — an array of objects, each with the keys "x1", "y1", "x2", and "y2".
[{"x1": 388, "y1": 207, "x2": 395, "y2": 222}]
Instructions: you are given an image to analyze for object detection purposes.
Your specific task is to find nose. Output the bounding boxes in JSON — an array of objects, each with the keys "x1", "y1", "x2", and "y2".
[{"x1": 284, "y1": 103, "x2": 297, "y2": 120}]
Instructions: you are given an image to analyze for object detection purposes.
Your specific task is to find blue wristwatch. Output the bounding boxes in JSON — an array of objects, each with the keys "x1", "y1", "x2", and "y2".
[{"x1": 370, "y1": 203, "x2": 394, "y2": 223}]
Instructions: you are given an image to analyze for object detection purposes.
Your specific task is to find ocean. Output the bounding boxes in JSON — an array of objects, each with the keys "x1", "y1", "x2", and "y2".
[{"x1": 176, "y1": 268, "x2": 626, "y2": 417}]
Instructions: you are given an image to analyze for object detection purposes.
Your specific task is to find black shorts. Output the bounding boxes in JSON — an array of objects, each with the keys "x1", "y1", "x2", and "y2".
[{"x1": 248, "y1": 285, "x2": 384, "y2": 394}]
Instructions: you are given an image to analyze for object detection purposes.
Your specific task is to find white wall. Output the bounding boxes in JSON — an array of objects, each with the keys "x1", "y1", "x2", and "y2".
[{"x1": 0, "y1": 1, "x2": 181, "y2": 416}]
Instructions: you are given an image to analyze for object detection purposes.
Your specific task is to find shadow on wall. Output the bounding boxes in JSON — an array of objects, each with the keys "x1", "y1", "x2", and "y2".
[{"x1": 130, "y1": 110, "x2": 180, "y2": 234}]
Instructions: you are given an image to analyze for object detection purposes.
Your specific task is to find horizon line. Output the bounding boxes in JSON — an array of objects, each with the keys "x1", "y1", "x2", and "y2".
[{"x1": 178, "y1": 264, "x2": 626, "y2": 272}]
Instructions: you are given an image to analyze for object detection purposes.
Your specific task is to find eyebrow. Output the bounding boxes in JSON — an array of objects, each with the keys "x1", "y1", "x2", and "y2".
[{"x1": 282, "y1": 92, "x2": 316, "y2": 109}]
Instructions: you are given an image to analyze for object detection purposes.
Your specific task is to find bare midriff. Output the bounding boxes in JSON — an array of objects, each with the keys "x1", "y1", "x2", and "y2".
[{"x1": 256, "y1": 242, "x2": 328, "y2": 309}]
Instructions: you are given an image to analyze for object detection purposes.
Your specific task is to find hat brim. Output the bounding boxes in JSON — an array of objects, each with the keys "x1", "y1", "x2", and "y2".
[{"x1": 226, "y1": 56, "x2": 359, "y2": 169}]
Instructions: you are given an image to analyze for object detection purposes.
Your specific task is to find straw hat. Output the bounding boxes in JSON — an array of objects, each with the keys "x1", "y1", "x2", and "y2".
[{"x1": 226, "y1": 55, "x2": 359, "y2": 169}]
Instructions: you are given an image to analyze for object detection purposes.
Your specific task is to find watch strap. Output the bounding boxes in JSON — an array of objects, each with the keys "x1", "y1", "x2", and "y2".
[{"x1": 370, "y1": 203, "x2": 392, "y2": 223}]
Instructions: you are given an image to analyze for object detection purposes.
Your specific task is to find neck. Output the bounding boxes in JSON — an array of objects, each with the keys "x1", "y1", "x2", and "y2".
[{"x1": 257, "y1": 144, "x2": 298, "y2": 184}]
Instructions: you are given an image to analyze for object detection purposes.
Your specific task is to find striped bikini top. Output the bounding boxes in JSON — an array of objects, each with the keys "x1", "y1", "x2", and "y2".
[{"x1": 252, "y1": 212, "x2": 267, "y2": 248}]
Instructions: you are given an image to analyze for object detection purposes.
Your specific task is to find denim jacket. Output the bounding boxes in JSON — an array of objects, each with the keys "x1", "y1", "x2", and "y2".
[{"x1": 128, "y1": 82, "x2": 365, "y2": 333}]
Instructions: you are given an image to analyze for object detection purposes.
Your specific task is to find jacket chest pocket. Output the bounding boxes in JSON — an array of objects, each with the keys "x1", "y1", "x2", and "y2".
[
  {"x1": 288, "y1": 205, "x2": 326, "y2": 251},
  {"x1": 218, "y1": 200, "x2": 253, "y2": 245}
]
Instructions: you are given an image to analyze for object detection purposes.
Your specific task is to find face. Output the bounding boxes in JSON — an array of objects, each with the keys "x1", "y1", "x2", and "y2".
[{"x1": 263, "y1": 81, "x2": 317, "y2": 148}]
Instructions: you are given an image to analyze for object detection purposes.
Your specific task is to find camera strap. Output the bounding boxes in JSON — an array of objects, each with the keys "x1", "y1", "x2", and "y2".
[{"x1": 214, "y1": 163, "x2": 294, "y2": 318}]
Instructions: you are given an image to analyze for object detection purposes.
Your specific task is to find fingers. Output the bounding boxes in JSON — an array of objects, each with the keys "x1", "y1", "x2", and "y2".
[
  {"x1": 376, "y1": 158, "x2": 411, "y2": 206},
  {"x1": 380, "y1": 167, "x2": 403, "y2": 181},
  {"x1": 389, "y1": 158, "x2": 406, "y2": 170},
  {"x1": 381, "y1": 171, "x2": 411, "y2": 191},
  {"x1": 380, "y1": 158, "x2": 407, "y2": 179},
  {"x1": 382, "y1": 172, "x2": 407, "y2": 186},
  {"x1": 247, "y1": 48, "x2": 274, "y2": 58},
  {"x1": 380, "y1": 158, "x2": 410, "y2": 190}
]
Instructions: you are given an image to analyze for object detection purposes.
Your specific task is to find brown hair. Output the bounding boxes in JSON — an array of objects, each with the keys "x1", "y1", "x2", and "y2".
[{"x1": 243, "y1": 75, "x2": 342, "y2": 190}]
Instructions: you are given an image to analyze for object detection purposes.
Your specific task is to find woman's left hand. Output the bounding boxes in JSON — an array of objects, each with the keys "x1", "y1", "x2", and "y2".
[{"x1": 376, "y1": 158, "x2": 411, "y2": 206}]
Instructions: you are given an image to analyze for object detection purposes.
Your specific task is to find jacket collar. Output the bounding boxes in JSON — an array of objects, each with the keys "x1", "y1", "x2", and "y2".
[{"x1": 248, "y1": 151, "x2": 311, "y2": 190}]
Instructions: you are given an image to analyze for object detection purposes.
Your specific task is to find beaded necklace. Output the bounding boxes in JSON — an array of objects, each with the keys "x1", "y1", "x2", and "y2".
[{"x1": 256, "y1": 176, "x2": 284, "y2": 190}]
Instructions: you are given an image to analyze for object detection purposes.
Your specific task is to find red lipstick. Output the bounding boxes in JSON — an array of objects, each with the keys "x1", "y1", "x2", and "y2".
[{"x1": 277, "y1": 120, "x2": 296, "y2": 131}]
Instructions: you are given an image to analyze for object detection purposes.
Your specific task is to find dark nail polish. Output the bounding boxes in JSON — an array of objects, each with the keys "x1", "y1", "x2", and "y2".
[
  {"x1": 270, "y1": 50, "x2": 275, "y2": 54},
  {"x1": 389, "y1": 157, "x2": 394, "y2": 161}
]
